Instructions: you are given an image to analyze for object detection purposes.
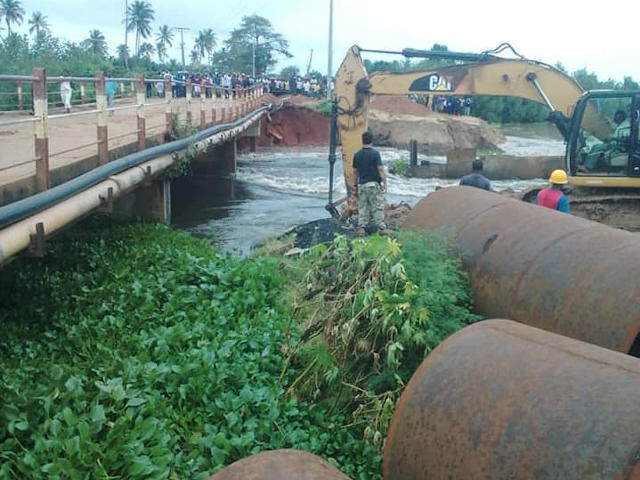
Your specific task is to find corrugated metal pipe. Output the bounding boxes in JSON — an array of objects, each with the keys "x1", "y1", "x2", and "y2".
[
  {"x1": 401, "y1": 186, "x2": 640, "y2": 355},
  {"x1": 206, "y1": 450, "x2": 352, "y2": 480},
  {"x1": 385, "y1": 319, "x2": 640, "y2": 480}
]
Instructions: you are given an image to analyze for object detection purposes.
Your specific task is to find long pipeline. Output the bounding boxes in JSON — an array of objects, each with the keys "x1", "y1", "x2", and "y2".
[
  {"x1": 401, "y1": 186, "x2": 640, "y2": 355},
  {"x1": 385, "y1": 320, "x2": 640, "y2": 479},
  {"x1": 0, "y1": 106, "x2": 270, "y2": 229}
]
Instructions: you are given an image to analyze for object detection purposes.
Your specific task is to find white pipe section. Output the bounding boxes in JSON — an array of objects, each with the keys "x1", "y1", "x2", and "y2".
[{"x1": 0, "y1": 155, "x2": 173, "y2": 264}]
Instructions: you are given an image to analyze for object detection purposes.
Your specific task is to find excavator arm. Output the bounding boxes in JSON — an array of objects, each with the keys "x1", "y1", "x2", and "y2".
[{"x1": 333, "y1": 44, "x2": 607, "y2": 194}]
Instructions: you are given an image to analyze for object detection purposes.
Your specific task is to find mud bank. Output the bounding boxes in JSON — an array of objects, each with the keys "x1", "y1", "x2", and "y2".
[
  {"x1": 369, "y1": 95, "x2": 505, "y2": 155},
  {"x1": 238, "y1": 104, "x2": 330, "y2": 150},
  {"x1": 239, "y1": 97, "x2": 505, "y2": 155}
]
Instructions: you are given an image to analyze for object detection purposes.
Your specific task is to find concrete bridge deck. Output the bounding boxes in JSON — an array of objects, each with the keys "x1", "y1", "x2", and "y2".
[{"x1": 0, "y1": 71, "x2": 270, "y2": 266}]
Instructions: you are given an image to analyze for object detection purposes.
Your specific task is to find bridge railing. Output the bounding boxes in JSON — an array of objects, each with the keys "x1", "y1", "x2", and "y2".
[{"x1": 0, "y1": 68, "x2": 265, "y2": 194}]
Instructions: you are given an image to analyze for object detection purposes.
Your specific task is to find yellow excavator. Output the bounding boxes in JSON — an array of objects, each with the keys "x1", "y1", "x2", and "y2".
[{"x1": 326, "y1": 43, "x2": 640, "y2": 215}]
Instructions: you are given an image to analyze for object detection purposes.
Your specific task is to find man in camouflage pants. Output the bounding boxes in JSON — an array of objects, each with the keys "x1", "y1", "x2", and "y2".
[{"x1": 353, "y1": 131, "x2": 388, "y2": 236}]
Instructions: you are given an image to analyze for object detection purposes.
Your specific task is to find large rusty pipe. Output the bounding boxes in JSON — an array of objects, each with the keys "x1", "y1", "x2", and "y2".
[
  {"x1": 402, "y1": 186, "x2": 640, "y2": 354},
  {"x1": 385, "y1": 320, "x2": 640, "y2": 480},
  {"x1": 206, "y1": 449, "x2": 352, "y2": 480}
]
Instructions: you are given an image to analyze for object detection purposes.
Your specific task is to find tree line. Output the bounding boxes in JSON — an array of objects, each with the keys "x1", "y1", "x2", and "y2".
[
  {"x1": 0, "y1": 0, "x2": 292, "y2": 79},
  {"x1": 364, "y1": 44, "x2": 640, "y2": 124}
]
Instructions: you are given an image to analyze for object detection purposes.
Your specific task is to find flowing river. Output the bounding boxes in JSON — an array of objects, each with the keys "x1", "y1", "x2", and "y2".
[{"x1": 172, "y1": 123, "x2": 565, "y2": 254}]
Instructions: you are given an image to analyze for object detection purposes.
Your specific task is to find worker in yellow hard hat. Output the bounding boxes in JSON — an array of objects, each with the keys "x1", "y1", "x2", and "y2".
[{"x1": 535, "y1": 169, "x2": 570, "y2": 213}]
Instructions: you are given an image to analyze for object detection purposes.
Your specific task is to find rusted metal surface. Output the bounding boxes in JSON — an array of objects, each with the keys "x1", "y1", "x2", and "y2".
[
  {"x1": 206, "y1": 449, "x2": 353, "y2": 480},
  {"x1": 402, "y1": 186, "x2": 640, "y2": 354},
  {"x1": 384, "y1": 319, "x2": 640, "y2": 480}
]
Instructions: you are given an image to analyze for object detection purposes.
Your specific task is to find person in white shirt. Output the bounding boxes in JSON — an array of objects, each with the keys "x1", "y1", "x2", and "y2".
[{"x1": 60, "y1": 70, "x2": 72, "y2": 113}]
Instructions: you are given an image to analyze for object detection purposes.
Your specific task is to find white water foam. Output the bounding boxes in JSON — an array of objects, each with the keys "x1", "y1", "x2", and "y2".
[{"x1": 237, "y1": 146, "x2": 546, "y2": 201}]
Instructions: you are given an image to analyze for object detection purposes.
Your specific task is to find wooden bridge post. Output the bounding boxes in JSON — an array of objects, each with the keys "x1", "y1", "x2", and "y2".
[
  {"x1": 136, "y1": 74, "x2": 146, "y2": 151},
  {"x1": 164, "y1": 74, "x2": 173, "y2": 136},
  {"x1": 200, "y1": 84, "x2": 206, "y2": 129},
  {"x1": 32, "y1": 67, "x2": 49, "y2": 192},
  {"x1": 17, "y1": 81, "x2": 23, "y2": 110},
  {"x1": 95, "y1": 72, "x2": 109, "y2": 165},
  {"x1": 186, "y1": 78, "x2": 192, "y2": 127},
  {"x1": 220, "y1": 107, "x2": 225, "y2": 124}
]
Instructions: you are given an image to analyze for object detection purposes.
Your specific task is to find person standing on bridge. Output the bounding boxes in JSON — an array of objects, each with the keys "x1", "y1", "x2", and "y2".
[
  {"x1": 353, "y1": 131, "x2": 388, "y2": 236},
  {"x1": 536, "y1": 169, "x2": 570, "y2": 213},
  {"x1": 460, "y1": 158, "x2": 491, "y2": 191},
  {"x1": 105, "y1": 74, "x2": 118, "y2": 116},
  {"x1": 60, "y1": 70, "x2": 72, "y2": 113}
]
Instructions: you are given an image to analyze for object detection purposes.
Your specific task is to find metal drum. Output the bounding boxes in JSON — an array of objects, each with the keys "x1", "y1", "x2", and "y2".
[
  {"x1": 402, "y1": 186, "x2": 640, "y2": 354},
  {"x1": 384, "y1": 320, "x2": 640, "y2": 479},
  {"x1": 206, "y1": 449, "x2": 352, "y2": 480}
]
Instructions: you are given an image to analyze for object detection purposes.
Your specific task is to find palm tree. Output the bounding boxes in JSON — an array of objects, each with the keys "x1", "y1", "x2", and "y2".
[
  {"x1": 0, "y1": 0, "x2": 25, "y2": 37},
  {"x1": 194, "y1": 28, "x2": 216, "y2": 63},
  {"x1": 138, "y1": 42, "x2": 155, "y2": 61},
  {"x1": 156, "y1": 41, "x2": 166, "y2": 63},
  {"x1": 28, "y1": 11, "x2": 49, "y2": 37},
  {"x1": 155, "y1": 25, "x2": 173, "y2": 63},
  {"x1": 126, "y1": 0, "x2": 154, "y2": 57},
  {"x1": 189, "y1": 47, "x2": 199, "y2": 65},
  {"x1": 116, "y1": 44, "x2": 130, "y2": 65},
  {"x1": 84, "y1": 30, "x2": 108, "y2": 58}
]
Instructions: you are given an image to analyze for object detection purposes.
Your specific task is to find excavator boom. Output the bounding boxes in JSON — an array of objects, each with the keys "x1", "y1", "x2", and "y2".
[{"x1": 332, "y1": 44, "x2": 630, "y2": 196}]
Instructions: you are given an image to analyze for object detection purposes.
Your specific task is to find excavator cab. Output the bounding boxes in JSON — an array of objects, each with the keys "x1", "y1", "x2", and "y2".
[{"x1": 569, "y1": 91, "x2": 640, "y2": 183}]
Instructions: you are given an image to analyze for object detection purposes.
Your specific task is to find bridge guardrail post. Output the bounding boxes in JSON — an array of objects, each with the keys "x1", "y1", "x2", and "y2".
[
  {"x1": 80, "y1": 83, "x2": 86, "y2": 105},
  {"x1": 17, "y1": 81, "x2": 23, "y2": 110},
  {"x1": 136, "y1": 74, "x2": 146, "y2": 151},
  {"x1": 200, "y1": 83, "x2": 206, "y2": 129},
  {"x1": 95, "y1": 72, "x2": 108, "y2": 165},
  {"x1": 164, "y1": 74, "x2": 173, "y2": 137},
  {"x1": 186, "y1": 77, "x2": 192, "y2": 127},
  {"x1": 211, "y1": 87, "x2": 217, "y2": 125},
  {"x1": 33, "y1": 67, "x2": 49, "y2": 192}
]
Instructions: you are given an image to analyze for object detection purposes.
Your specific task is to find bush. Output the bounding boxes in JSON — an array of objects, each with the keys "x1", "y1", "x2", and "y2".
[
  {"x1": 285, "y1": 231, "x2": 480, "y2": 447},
  {"x1": 388, "y1": 158, "x2": 410, "y2": 177}
]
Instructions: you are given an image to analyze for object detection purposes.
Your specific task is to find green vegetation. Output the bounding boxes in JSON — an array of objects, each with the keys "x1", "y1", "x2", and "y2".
[
  {"x1": 388, "y1": 157, "x2": 411, "y2": 177},
  {"x1": 286, "y1": 233, "x2": 479, "y2": 443},
  {"x1": 309, "y1": 99, "x2": 332, "y2": 116},
  {"x1": 0, "y1": 220, "x2": 479, "y2": 479}
]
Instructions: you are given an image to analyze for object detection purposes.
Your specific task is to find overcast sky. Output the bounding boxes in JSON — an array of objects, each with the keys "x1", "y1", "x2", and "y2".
[{"x1": 14, "y1": 0, "x2": 640, "y2": 81}]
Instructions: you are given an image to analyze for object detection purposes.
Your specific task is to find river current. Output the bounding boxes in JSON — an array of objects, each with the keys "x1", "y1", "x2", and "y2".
[{"x1": 172, "y1": 124, "x2": 565, "y2": 254}]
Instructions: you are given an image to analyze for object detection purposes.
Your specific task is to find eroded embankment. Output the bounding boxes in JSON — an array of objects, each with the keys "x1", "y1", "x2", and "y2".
[{"x1": 238, "y1": 96, "x2": 505, "y2": 153}]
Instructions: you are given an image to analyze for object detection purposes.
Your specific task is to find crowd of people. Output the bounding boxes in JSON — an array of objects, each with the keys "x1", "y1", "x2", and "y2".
[
  {"x1": 412, "y1": 94, "x2": 473, "y2": 115},
  {"x1": 147, "y1": 71, "x2": 327, "y2": 99}
]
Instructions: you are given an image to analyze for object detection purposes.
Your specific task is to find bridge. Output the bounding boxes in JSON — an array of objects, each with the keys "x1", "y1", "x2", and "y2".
[{"x1": 0, "y1": 69, "x2": 275, "y2": 266}]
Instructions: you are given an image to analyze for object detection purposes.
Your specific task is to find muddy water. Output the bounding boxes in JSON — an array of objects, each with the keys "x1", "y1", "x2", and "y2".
[{"x1": 172, "y1": 125, "x2": 563, "y2": 254}]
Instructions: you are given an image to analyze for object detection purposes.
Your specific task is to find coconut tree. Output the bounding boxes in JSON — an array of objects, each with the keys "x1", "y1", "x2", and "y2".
[
  {"x1": 83, "y1": 29, "x2": 108, "y2": 58},
  {"x1": 126, "y1": 0, "x2": 154, "y2": 57},
  {"x1": 28, "y1": 11, "x2": 49, "y2": 37},
  {"x1": 194, "y1": 28, "x2": 216, "y2": 63},
  {"x1": 189, "y1": 47, "x2": 199, "y2": 65},
  {"x1": 156, "y1": 41, "x2": 166, "y2": 63},
  {"x1": 0, "y1": 0, "x2": 25, "y2": 37},
  {"x1": 156, "y1": 24, "x2": 173, "y2": 49},
  {"x1": 116, "y1": 44, "x2": 130, "y2": 65},
  {"x1": 138, "y1": 42, "x2": 155, "y2": 61}
]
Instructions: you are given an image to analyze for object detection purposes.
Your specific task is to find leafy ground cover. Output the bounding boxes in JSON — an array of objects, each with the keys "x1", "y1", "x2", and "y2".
[{"x1": 0, "y1": 218, "x2": 479, "y2": 479}]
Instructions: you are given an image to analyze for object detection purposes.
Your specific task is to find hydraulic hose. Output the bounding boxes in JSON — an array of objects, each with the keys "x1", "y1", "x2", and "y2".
[{"x1": 0, "y1": 106, "x2": 270, "y2": 229}]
